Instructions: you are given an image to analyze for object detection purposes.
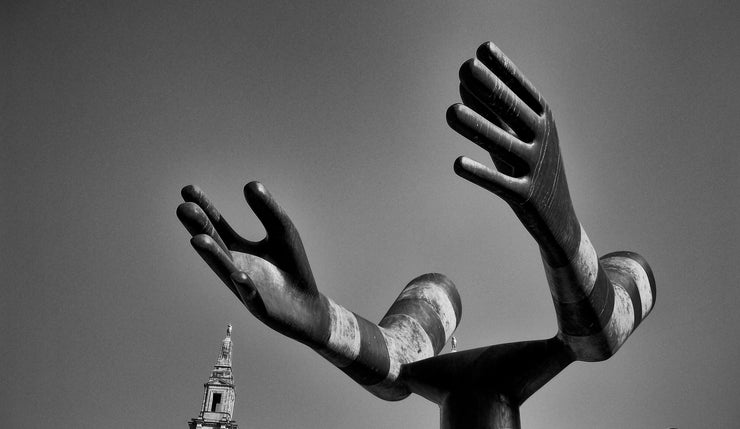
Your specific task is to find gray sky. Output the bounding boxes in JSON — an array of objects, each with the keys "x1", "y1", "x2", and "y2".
[{"x1": 4, "y1": 1, "x2": 739, "y2": 428}]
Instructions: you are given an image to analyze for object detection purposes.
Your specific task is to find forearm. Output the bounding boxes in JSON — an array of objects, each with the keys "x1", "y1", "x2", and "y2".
[
  {"x1": 179, "y1": 184, "x2": 464, "y2": 399},
  {"x1": 314, "y1": 273, "x2": 462, "y2": 400},
  {"x1": 540, "y1": 225, "x2": 656, "y2": 361}
]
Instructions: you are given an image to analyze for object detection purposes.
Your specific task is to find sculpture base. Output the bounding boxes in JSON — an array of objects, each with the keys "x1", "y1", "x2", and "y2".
[
  {"x1": 441, "y1": 392, "x2": 520, "y2": 429},
  {"x1": 402, "y1": 337, "x2": 574, "y2": 429}
]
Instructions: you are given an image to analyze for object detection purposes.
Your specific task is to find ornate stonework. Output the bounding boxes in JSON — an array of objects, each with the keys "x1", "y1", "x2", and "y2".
[{"x1": 189, "y1": 325, "x2": 238, "y2": 429}]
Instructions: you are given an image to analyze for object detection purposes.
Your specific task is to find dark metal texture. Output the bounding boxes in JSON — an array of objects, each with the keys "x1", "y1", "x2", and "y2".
[{"x1": 176, "y1": 41, "x2": 657, "y2": 429}]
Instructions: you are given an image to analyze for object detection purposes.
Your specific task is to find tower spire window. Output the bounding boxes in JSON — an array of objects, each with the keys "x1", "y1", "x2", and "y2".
[{"x1": 188, "y1": 325, "x2": 238, "y2": 429}]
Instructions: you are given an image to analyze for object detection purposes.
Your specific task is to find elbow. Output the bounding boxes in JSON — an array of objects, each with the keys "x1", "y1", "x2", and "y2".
[
  {"x1": 562, "y1": 251, "x2": 656, "y2": 362},
  {"x1": 380, "y1": 273, "x2": 462, "y2": 356},
  {"x1": 600, "y1": 251, "x2": 656, "y2": 325}
]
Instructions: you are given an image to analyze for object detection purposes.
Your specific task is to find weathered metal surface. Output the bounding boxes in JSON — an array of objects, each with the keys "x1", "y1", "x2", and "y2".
[
  {"x1": 177, "y1": 41, "x2": 656, "y2": 429},
  {"x1": 177, "y1": 182, "x2": 461, "y2": 401}
]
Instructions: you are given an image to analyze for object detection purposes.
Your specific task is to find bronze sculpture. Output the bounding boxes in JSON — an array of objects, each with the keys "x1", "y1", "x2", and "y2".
[{"x1": 176, "y1": 42, "x2": 656, "y2": 429}]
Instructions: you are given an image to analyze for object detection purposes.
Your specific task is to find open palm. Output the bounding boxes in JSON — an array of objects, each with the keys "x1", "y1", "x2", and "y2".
[
  {"x1": 447, "y1": 42, "x2": 580, "y2": 267},
  {"x1": 176, "y1": 182, "x2": 330, "y2": 348}
]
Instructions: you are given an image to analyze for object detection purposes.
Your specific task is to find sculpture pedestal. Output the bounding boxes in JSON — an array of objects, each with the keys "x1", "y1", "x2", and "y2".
[
  {"x1": 402, "y1": 337, "x2": 573, "y2": 429},
  {"x1": 441, "y1": 392, "x2": 520, "y2": 429}
]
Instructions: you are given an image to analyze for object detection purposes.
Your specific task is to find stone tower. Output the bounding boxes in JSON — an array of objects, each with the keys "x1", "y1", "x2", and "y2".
[{"x1": 189, "y1": 324, "x2": 238, "y2": 429}]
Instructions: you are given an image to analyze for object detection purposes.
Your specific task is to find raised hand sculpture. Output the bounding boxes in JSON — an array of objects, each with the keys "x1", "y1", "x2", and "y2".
[
  {"x1": 446, "y1": 42, "x2": 655, "y2": 361},
  {"x1": 402, "y1": 42, "x2": 656, "y2": 429},
  {"x1": 177, "y1": 182, "x2": 461, "y2": 401},
  {"x1": 176, "y1": 42, "x2": 655, "y2": 429}
]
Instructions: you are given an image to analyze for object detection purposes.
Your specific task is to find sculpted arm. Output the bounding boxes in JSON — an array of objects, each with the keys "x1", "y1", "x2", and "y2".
[
  {"x1": 447, "y1": 42, "x2": 655, "y2": 361},
  {"x1": 177, "y1": 182, "x2": 461, "y2": 400}
]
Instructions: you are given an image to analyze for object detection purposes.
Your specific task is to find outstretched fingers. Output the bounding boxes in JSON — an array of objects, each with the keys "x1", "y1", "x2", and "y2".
[
  {"x1": 459, "y1": 83, "x2": 510, "y2": 134},
  {"x1": 475, "y1": 42, "x2": 544, "y2": 116},
  {"x1": 243, "y1": 182, "x2": 295, "y2": 239},
  {"x1": 181, "y1": 185, "x2": 257, "y2": 252},
  {"x1": 459, "y1": 58, "x2": 540, "y2": 143},
  {"x1": 447, "y1": 103, "x2": 531, "y2": 178},
  {"x1": 450, "y1": 42, "x2": 554, "y2": 204},
  {"x1": 177, "y1": 202, "x2": 229, "y2": 253},
  {"x1": 454, "y1": 156, "x2": 526, "y2": 203},
  {"x1": 243, "y1": 181, "x2": 317, "y2": 293}
]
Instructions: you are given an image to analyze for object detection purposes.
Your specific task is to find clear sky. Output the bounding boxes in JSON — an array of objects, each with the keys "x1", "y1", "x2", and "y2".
[{"x1": 3, "y1": 1, "x2": 739, "y2": 428}]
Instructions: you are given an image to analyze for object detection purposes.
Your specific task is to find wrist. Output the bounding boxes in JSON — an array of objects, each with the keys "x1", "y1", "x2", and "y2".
[{"x1": 314, "y1": 297, "x2": 363, "y2": 366}]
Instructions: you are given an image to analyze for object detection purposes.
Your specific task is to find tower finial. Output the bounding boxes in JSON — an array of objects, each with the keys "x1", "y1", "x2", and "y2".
[{"x1": 217, "y1": 324, "x2": 233, "y2": 366}]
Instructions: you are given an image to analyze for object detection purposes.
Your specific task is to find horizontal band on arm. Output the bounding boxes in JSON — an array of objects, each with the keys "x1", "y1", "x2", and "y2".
[
  {"x1": 600, "y1": 252, "x2": 656, "y2": 327},
  {"x1": 382, "y1": 298, "x2": 447, "y2": 354},
  {"x1": 553, "y1": 264, "x2": 614, "y2": 336},
  {"x1": 560, "y1": 282, "x2": 636, "y2": 361},
  {"x1": 339, "y1": 315, "x2": 391, "y2": 386},
  {"x1": 543, "y1": 225, "x2": 598, "y2": 303}
]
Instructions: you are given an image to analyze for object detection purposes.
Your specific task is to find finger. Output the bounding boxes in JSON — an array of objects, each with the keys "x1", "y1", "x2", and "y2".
[
  {"x1": 181, "y1": 185, "x2": 256, "y2": 251},
  {"x1": 231, "y1": 271, "x2": 267, "y2": 320},
  {"x1": 459, "y1": 85, "x2": 523, "y2": 177},
  {"x1": 244, "y1": 181, "x2": 317, "y2": 293},
  {"x1": 476, "y1": 42, "x2": 544, "y2": 116},
  {"x1": 176, "y1": 202, "x2": 228, "y2": 253},
  {"x1": 190, "y1": 234, "x2": 242, "y2": 300},
  {"x1": 243, "y1": 181, "x2": 295, "y2": 238},
  {"x1": 447, "y1": 103, "x2": 531, "y2": 178},
  {"x1": 454, "y1": 156, "x2": 525, "y2": 203},
  {"x1": 459, "y1": 83, "x2": 509, "y2": 132},
  {"x1": 459, "y1": 58, "x2": 539, "y2": 143}
]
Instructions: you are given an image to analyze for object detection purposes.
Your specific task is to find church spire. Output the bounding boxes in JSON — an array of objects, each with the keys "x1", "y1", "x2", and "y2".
[{"x1": 189, "y1": 325, "x2": 238, "y2": 429}]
